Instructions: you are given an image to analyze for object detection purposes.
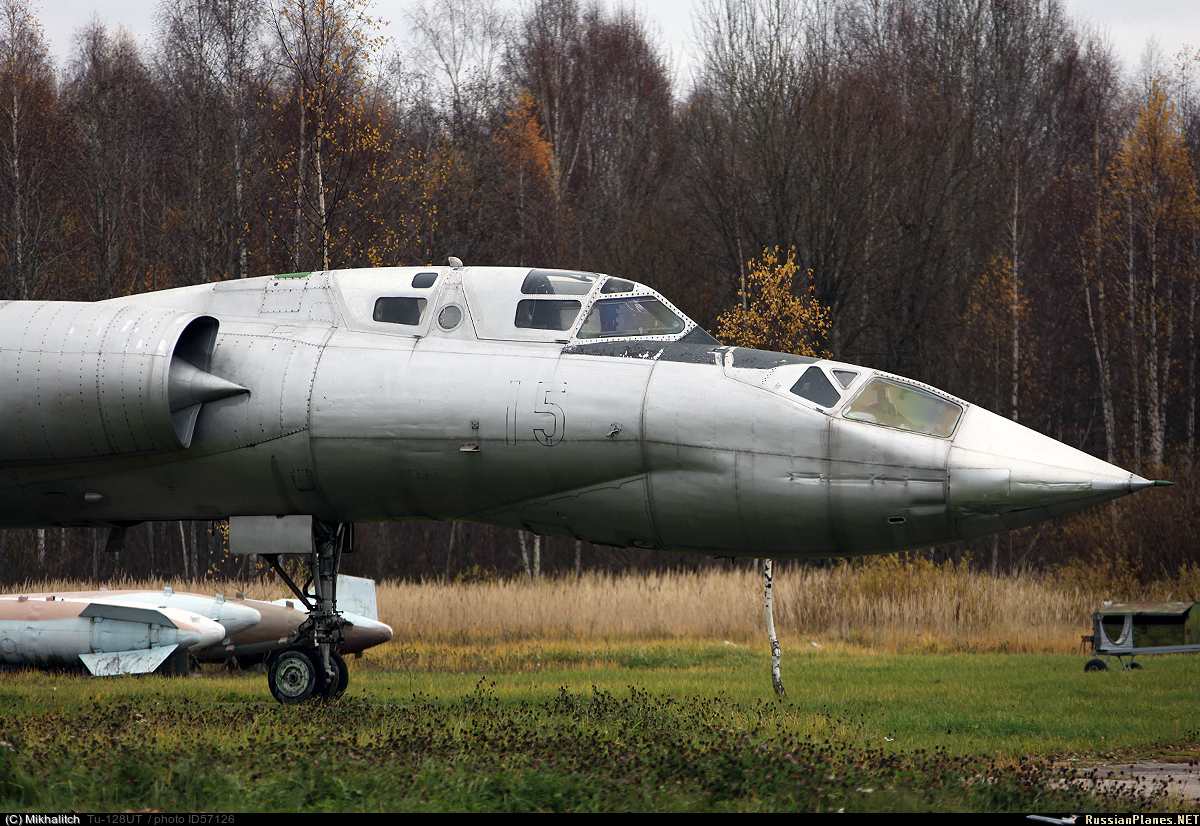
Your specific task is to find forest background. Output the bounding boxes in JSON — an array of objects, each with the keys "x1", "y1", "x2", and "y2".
[{"x1": 0, "y1": 0, "x2": 1196, "y2": 587}]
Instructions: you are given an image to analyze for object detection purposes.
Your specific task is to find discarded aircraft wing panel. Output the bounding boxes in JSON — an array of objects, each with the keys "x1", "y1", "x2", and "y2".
[{"x1": 332, "y1": 575, "x2": 381, "y2": 621}]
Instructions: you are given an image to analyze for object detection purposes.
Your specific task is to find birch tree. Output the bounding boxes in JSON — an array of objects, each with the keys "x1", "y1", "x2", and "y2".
[
  {"x1": 1104, "y1": 84, "x2": 1199, "y2": 470},
  {"x1": 0, "y1": 0, "x2": 64, "y2": 301}
]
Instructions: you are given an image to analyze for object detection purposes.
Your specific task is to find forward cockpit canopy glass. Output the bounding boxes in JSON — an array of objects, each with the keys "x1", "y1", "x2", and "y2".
[
  {"x1": 842, "y1": 378, "x2": 962, "y2": 437},
  {"x1": 576, "y1": 296, "x2": 686, "y2": 339}
]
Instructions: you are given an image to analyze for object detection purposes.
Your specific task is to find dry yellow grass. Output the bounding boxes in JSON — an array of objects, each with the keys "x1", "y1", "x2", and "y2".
[
  {"x1": 375, "y1": 560, "x2": 1099, "y2": 653},
  {"x1": 13, "y1": 555, "x2": 1197, "y2": 655}
]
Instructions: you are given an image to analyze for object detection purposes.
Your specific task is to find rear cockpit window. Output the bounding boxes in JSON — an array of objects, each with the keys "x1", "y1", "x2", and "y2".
[
  {"x1": 412, "y1": 272, "x2": 438, "y2": 289},
  {"x1": 373, "y1": 297, "x2": 426, "y2": 325},
  {"x1": 515, "y1": 299, "x2": 582, "y2": 331},
  {"x1": 521, "y1": 270, "x2": 596, "y2": 295},
  {"x1": 790, "y1": 367, "x2": 841, "y2": 407},
  {"x1": 843, "y1": 378, "x2": 961, "y2": 437},
  {"x1": 576, "y1": 297, "x2": 686, "y2": 339}
]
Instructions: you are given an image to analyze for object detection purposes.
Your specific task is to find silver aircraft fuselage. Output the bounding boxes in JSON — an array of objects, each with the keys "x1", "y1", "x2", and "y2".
[{"x1": 0, "y1": 265, "x2": 1155, "y2": 558}]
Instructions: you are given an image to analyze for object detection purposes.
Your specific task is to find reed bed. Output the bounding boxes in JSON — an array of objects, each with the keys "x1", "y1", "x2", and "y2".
[
  {"x1": 373, "y1": 560, "x2": 1096, "y2": 653},
  {"x1": 15, "y1": 554, "x2": 1197, "y2": 655}
]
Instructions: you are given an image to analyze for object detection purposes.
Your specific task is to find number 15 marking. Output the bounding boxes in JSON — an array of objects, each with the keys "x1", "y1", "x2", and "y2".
[{"x1": 506, "y1": 381, "x2": 566, "y2": 446}]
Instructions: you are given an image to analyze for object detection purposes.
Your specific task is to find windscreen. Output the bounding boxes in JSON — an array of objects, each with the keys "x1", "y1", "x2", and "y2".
[{"x1": 842, "y1": 378, "x2": 961, "y2": 437}]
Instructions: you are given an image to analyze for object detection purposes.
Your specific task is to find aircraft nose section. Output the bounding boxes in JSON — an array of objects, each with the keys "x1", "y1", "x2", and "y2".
[{"x1": 948, "y1": 405, "x2": 1154, "y2": 536}]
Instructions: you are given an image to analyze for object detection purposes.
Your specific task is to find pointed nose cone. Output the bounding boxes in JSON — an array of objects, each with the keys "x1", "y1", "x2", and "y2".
[{"x1": 949, "y1": 405, "x2": 1153, "y2": 538}]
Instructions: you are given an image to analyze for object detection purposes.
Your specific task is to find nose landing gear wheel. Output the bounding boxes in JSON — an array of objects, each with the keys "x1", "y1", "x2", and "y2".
[
  {"x1": 268, "y1": 646, "x2": 327, "y2": 703},
  {"x1": 322, "y1": 650, "x2": 349, "y2": 700}
]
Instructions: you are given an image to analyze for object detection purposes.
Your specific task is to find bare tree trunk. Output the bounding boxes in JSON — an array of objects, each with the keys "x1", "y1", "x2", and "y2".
[
  {"x1": 179, "y1": 520, "x2": 189, "y2": 580},
  {"x1": 1146, "y1": 222, "x2": 1164, "y2": 468},
  {"x1": 444, "y1": 521, "x2": 457, "y2": 581},
  {"x1": 314, "y1": 104, "x2": 329, "y2": 270},
  {"x1": 1190, "y1": 234, "x2": 1197, "y2": 462},
  {"x1": 764, "y1": 559, "x2": 785, "y2": 698},
  {"x1": 234, "y1": 131, "x2": 248, "y2": 278},
  {"x1": 190, "y1": 521, "x2": 198, "y2": 580},
  {"x1": 91, "y1": 529, "x2": 100, "y2": 582},
  {"x1": 293, "y1": 99, "x2": 306, "y2": 271},
  {"x1": 518, "y1": 530, "x2": 532, "y2": 579},
  {"x1": 1010, "y1": 177, "x2": 1020, "y2": 422},
  {"x1": 1127, "y1": 202, "x2": 1142, "y2": 473}
]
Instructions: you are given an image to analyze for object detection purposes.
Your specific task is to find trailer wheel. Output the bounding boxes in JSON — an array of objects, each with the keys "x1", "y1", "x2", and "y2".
[
  {"x1": 1084, "y1": 659, "x2": 1107, "y2": 672},
  {"x1": 1129, "y1": 661, "x2": 1142, "y2": 670}
]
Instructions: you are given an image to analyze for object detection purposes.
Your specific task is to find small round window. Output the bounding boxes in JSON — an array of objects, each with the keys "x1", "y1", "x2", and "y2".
[{"x1": 437, "y1": 305, "x2": 462, "y2": 330}]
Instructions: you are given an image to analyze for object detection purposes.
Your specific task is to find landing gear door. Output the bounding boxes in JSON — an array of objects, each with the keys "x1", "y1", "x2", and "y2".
[{"x1": 228, "y1": 515, "x2": 313, "y2": 554}]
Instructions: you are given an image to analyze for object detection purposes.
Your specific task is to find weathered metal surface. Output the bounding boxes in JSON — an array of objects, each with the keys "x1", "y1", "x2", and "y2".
[
  {"x1": 0, "y1": 265, "x2": 1157, "y2": 562},
  {"x1": 79, "y1": 646, "x2": 180, "y2": 676},
  {"x1": 53, "y1": 588, "x2": 263, "y2": 642},
  {"x1": 1, "y1": 577, "x2": 390, "y2": 672},
  {"x1": 0, "y1": 595, "x2": 225, "y2": 671}
]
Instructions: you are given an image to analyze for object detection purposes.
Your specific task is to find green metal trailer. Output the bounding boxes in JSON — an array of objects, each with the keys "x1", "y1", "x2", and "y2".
[{"x1": 1085, "y1": 601, "x2": 1200, "y2": 671}]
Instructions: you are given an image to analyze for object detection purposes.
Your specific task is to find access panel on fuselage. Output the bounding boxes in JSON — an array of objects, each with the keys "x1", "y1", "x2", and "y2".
[
  {"x1": 308, "y1": 330, "x2": 652, "y2": 522},
  {"x1": 827, "y1": 417, "x2": 952, "y2": 554},
  {"x1": 469, "y1": 350, "x2": 655, "y2": 542}
]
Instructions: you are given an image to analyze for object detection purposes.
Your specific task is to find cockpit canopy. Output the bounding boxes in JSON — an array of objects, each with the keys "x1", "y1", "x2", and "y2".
[
  {"x1": 334, "y1": 266, "x2": 696, "y2": 344},
  {"x1": 786, "y1": 365, "x2": 963, "y2": 438},
  {"x1": 842, "y1": 377, "x2": 962, "y2": 437}
]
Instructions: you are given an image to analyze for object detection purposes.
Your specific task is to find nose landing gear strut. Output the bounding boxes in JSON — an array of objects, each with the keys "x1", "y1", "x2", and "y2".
[{"x1": 261, "y1": 519, "x2": 353, "y2": 703}]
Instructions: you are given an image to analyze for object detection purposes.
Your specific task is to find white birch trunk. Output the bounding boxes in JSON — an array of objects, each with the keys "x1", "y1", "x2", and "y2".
[
  {"x1": 764, "y1": 559, "x2": 785, "y2": 698},
  {"x1": 518, "y1": 531, "x2": 532, "y2": 579}
]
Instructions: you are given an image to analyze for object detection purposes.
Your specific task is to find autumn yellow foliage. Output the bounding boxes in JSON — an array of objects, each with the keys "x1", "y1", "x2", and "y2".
[{"x1": 716, "y1": 247, "x2": 830, "y2": 356}]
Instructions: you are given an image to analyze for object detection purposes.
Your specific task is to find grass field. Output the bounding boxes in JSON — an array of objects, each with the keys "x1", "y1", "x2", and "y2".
[{"x1": 2, "y1": 559, "x2": 1199, "y2": 812}]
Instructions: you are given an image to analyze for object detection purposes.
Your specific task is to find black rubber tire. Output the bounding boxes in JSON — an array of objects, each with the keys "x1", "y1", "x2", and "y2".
[
  {"x1": 268, "y1": 646, "x2": 325, "y2": 703},
  {"x1": 321, "y1": 650, "x2": 349, "y2": 700},
  {"x1": 1084, "y1": 659, "x2": 1107, "y2": 672}
]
